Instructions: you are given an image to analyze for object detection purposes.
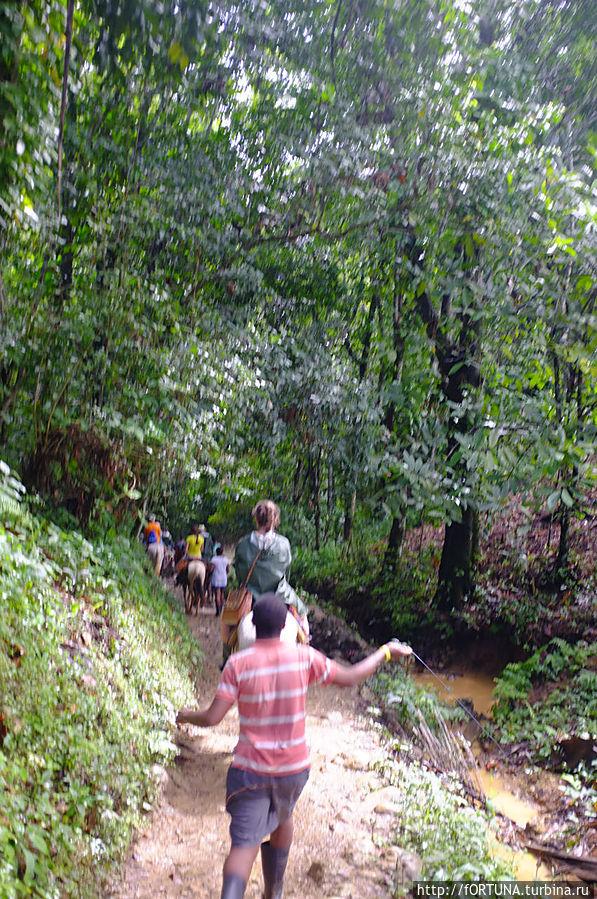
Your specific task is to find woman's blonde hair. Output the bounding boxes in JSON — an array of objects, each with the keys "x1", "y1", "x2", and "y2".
[{"x1": 252, "y1": 500, "x2": 280, "y2": 531}]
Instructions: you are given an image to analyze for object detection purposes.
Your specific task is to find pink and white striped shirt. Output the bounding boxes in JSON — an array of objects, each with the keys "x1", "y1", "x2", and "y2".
[{"x1": 216, "y1": 638, "x2": 338, "y2": 776}]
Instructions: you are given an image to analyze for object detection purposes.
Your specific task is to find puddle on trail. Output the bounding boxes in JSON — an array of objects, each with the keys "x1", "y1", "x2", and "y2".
[
  {"x1": 476, "y1": 768, "x2": 538, "y2": 827},
  {"x1": 411, "y1": 667, "x2": 497, "y2": 717},
  {"x1": 490, "y1": 837, "x2": 553, "y2": 881}
]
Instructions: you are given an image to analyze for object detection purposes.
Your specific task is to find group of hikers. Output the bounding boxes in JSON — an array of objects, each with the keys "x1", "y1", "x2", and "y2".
[
  {"x1": 142, "y1": 518, "x2": 230, "y2": 611},
  {"x1": 172, "y1": 522, "x2": 230, "y2": 613},
  {"x1": 148, "y1": 499, "x2": 414, "y2": 899}
]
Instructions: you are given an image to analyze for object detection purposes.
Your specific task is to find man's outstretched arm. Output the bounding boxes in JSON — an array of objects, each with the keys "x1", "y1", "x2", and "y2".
[
  {"x1": 332, "y1": 639, "x2": 412, "y2": 688},
  {"x1": 176, "y1": 696, "x2": 232, "y2": 728}
]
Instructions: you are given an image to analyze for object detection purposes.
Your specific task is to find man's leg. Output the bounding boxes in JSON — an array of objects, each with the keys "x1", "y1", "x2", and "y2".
[
  {"x1": 270, "y1": 815, "x2": 293, "y2": 849},
  {"x1": 221, "y1": 845, "x2": 259, "y2": 899},
  {"x1": 261, "y1": 816, "x2": 293, "y2": 899}
]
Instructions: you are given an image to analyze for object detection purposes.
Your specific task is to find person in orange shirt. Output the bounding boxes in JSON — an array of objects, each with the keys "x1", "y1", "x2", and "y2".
[
  {"x1": 144, "y1": 515, "x2": 162, "y2": 544},
  {"x1": 143, "y1": 515, "x2": 164, "y2": 575}
]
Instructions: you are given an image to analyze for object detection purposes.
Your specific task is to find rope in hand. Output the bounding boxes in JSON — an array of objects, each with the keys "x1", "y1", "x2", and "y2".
[{"x1": 409, "y1": 649, "x2": 512, "y2": 761}]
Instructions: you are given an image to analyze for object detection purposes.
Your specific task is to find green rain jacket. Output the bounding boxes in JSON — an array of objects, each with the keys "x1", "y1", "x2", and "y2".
[{"x1": 233, "y1": 532, "x2": 307, "y2": 617}]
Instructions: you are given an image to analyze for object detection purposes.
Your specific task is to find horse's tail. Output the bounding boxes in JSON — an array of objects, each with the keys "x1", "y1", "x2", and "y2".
[
  {"x1": 194, "y1": 570, "x2": 205, "y2": 603},
  {"x1": 188, "y1": 560, "x2": 206, "y2": 609}
]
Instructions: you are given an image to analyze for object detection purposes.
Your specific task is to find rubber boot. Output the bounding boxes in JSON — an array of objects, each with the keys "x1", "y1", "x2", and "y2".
[
  {"x1": 220, "y1": 873, "x2": 246, "y2": 899},
  {"x1": 261, "y1": 841, "x2": 290, "y2": 899}
]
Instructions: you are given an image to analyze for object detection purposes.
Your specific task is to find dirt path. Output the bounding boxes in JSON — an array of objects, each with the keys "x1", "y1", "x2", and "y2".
[{"x1": 109, "y1": 593, "x2": 415, "y2": 899}]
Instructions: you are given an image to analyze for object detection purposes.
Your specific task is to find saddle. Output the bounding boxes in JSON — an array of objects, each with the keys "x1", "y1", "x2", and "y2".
[{"x1": 221, "y1": 549, "x2": 262, "y2": 627}]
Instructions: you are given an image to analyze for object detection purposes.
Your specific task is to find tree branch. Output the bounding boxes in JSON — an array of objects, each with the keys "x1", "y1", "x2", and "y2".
[
  {"x1": 57, "y1": 0, "x2": 75, "y2": 221},
  {"x1": 242, "y1": 215, "x2": 380, "y2": 251},
  {"x1": 330, "y1": 0, "x2": 343, "y2": 94}
]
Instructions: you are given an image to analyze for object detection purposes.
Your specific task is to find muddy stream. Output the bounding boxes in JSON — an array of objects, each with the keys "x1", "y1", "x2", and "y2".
[{"x1": 410, "y1": 667, "x2": 553, "y2": 880}]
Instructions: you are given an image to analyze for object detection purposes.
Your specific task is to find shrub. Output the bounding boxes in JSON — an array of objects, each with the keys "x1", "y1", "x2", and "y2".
[
  {"x1": 292, "y1": 536, "x2": 439, "y2": 644},
  {"x1": 492, "y1": 638, "x2": 597, "y2": 763},
  {"x1": 376, "y1": 753, "x2": 515, "y2": 882}
]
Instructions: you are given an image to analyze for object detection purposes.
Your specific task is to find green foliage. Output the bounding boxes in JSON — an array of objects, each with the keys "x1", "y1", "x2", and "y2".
[
  {"x1": 372, "y1": 545, "x2": 441, "y2": 638},
  {"x1": 0, "y1": 0, "x2": 63, "y2": 223},
  {"x1": 292, "y1": 541, "x2": 344, "y2": 584},
  {"x1": 0, "y1": 0, "x2": 595, "y2": 634},
  {"x1": 374, "y1": 667, "x2": 464, "y2": 735},
  {"x1": 0, "y1": 2, "x2": 595, "y2": 883},
  {"x1": 376, "y1": 755, "x2": 514, "y2": 882},
  {"x1": 0, "y1": 468, "x2": 200, "y2": 897},
  {"x1": 293, "y1": 532, "x2": 440, "y2": 642},
  {"x1": 206, "y1": 499, "x2": 255, "y2": 544},
  {"x1": 0, "y1": 460, "x2": 26, "y2": 518},
  {"x1": 560, "y1": 765, "x2": 597, "y2": 829},
  {"x1": 492, "y1": 639, "x2": 597, "y2": 762}
]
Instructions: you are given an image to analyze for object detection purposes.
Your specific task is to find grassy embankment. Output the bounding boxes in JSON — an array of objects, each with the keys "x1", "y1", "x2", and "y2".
[{"x1": 0, "y1": 465, "x2": 201, "y2": 898}]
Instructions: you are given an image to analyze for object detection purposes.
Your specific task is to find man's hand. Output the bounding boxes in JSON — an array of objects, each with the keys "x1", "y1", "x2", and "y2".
[
  {"x1": 334, "y1": 640, "x2": 413, "y2": 687},
  {"x1": 176, "y1": 696, "x2": 233, "y2": 728},
  {"x1": 176, "y1": 708, "x2": 193, "y2": 726},
  {"x1": 387, "y1": 640, "x2": 412, "y2": 660}
]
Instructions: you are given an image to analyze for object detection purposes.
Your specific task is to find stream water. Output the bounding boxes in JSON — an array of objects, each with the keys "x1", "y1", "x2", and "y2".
[{"x1": 411, "y1": 664, "x2": 553, "y2": 880}]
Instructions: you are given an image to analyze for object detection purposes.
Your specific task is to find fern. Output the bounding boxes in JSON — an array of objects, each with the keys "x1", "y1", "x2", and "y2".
[{"x1": 0, "y1": 459, "x2": 26, "y2": 519}]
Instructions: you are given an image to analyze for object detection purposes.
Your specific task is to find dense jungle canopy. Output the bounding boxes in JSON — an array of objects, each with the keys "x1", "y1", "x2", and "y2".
[
  {"x1": 1, "y1": 0, "x2": 596, "y2": 609},
  {"x1": 0, "y1": 3, "x2": 596, "y2": 896}
]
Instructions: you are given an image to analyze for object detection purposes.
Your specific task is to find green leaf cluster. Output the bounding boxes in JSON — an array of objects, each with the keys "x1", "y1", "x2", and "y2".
[
  {"x1": 0, "y1": 0, "x2": 595, "y2": 611},
  {"x1": 376, "y1": 754, "x2": 514, "y2": 882},
  {"x1": 492, "y1": 638, "x2": 597, "y2": 763}
]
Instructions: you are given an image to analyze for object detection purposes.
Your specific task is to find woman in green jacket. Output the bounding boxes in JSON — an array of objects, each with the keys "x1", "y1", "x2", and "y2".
[
  {"x1": 221, "y1": 500, "x2": 309, "y2": 655},
  {"x1": 234, "y1": 501, "x2": 307, "y2": 615}
]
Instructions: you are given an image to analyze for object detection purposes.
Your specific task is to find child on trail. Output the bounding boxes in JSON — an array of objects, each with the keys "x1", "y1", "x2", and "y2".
[{"x1": 210, "y1": 545, "x2": 230, "y2": 616}]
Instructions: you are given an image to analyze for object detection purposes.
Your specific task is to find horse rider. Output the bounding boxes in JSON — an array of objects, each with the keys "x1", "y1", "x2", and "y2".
[{"x1": 143, "y1": 515, "x2": 164, "y2": 576}]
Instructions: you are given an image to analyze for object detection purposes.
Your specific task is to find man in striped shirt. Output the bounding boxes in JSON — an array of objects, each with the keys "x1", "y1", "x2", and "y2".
[{"x1": 177, "y1": 594, "x2": 412, "y2": 899}]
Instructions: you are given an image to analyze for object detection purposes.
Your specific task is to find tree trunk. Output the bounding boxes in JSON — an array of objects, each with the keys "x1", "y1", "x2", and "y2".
[
  {"x1": 57, "y1": 0, "x2": 75, "y2": 221},
  {"x1": 309, "y1": 449, "x2": 322, "y2": 551},
  {"x1": 436, "y1": 507, "x2": 479, "y2": 610},
  {"x1": 412, "y1": 263, "x2": 483, "y2": 611},
  {"x1": 383, "y1": 514, "x2": 406, "y2": 572},
  {"x1": 324, "y1": 457, "x2": 334, "y2": 542},
  {"x1": 0, "y1": 3, "x2": 20, "y2": 198},
  {"x1": 343, "y1": 488, "x2": 356, "y2": 548},
  {"x1": 313, "y1": 450, "x2": 321, "y2": 551},
  {"x1": 292, "y1": 456, "x2": 304, "y2": 505},
  {"x1": 554, "y1": 504, "x2": 571, "y2": 583}
]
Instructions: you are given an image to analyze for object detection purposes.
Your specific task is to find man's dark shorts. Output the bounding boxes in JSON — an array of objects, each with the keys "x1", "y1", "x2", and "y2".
[{"x1": 225, "y1": 766, "x2": 310, "y2": 847}]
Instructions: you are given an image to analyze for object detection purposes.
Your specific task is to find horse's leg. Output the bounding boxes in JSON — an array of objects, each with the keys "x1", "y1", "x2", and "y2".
[
  {"x1": 205, "y1": 565, "x2": 214, "y2": 605},
  {"x1": 194, "y1": 572, "x2": 204, "y2": 614},
  {"x1": 184, "y1": 574, "x2": 192, "y2": 614},
  {"x1": 188, "y1": 569, "x2": 196, "y2": 614}
]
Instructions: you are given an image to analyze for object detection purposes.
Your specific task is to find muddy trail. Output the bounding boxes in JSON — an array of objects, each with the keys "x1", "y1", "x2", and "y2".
[{"x1": 109, "y1": 593, "x2": 418, "y2": 899}]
